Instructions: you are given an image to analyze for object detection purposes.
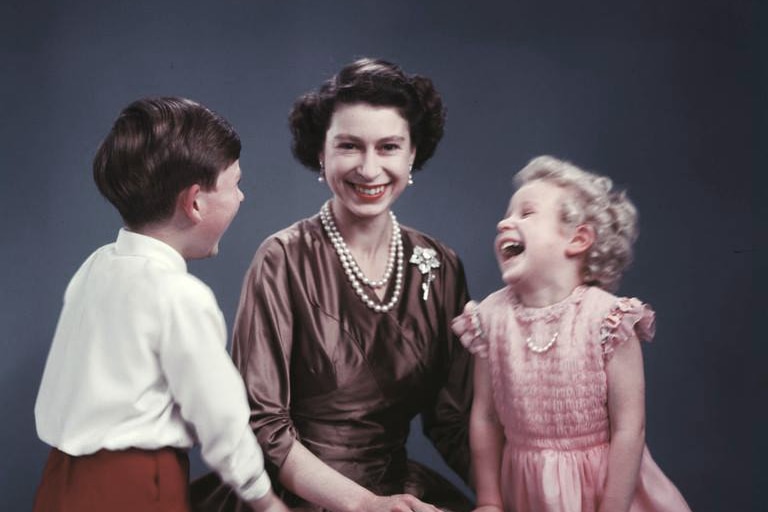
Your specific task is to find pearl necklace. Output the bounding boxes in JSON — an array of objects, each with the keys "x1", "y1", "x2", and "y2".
[
  {"x1": 526, "y1": 332, "x2": 559, "y2": 353},
  {"x1": 319, "y1": 201, "x2": 404, "y2": 313},
  {"x1": 512, "y1": 286, "x2": 587, "y2": 354}
]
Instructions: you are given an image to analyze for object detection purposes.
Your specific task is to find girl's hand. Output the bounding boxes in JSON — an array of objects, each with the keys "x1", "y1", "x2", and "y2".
[
  {"x1": 451, "y1": 301, "x2": 489, "y2": 358},
  {"x1": 361, "y1": 493, "x2": 442, "y2": 512}
]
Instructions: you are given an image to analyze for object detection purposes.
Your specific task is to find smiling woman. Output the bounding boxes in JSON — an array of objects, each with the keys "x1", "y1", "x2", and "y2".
[
  {"x1": 191, "y1": 58, "x2": 474, "y2": 512},
  {"x1": 320, "y1": 102, "x2": 415, "y2": 223}
]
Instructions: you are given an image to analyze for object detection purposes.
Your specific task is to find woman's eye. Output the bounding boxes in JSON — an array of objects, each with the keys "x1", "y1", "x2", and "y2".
[
  {"x1": 380, "y1": 143, "x2": 400, "y2": 152},
  {"x1": 337, "y1": 142, "x2": 357, "y2": 150}
]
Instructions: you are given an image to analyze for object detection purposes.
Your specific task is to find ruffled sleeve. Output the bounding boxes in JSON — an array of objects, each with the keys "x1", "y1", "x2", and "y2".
[{"x1": 600, "y1": 297, "x2": 656, "y2": 361}]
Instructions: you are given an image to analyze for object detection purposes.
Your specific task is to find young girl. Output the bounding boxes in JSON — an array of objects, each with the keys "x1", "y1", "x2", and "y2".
[{"x1": 452, "y1": 156, "x2": 691, "y2": 512}]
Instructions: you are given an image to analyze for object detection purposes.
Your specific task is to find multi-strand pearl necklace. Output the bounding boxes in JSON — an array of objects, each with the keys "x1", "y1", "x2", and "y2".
[{"x1": 319, "y1": 201, "x2": 404, "y2": 313}]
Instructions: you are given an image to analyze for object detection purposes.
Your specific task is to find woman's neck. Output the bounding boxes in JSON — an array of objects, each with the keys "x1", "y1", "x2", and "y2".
[
  {"x1": 330, "y1": 202, "x2": 392, "y2": 257},
  {"x1": 327, "y1": 201, "x2": 395, "y2": 299}
]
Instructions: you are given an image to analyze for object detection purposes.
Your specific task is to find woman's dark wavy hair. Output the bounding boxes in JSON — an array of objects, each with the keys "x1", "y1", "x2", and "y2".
[
  {"x1": 93, "y1": 97, "x2": 240, "y2": 229},
  {"x1": 289, "y1": 58, "x2": 446, "y2": 172}
]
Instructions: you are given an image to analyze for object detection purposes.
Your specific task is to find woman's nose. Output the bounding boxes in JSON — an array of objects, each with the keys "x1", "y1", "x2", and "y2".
[{"x1": 355, "y1": 151, "x2": 380, "y2": 180}]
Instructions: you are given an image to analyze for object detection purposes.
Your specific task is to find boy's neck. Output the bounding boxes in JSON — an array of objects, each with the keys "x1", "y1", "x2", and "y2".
[{"x1": 130, "y1": 221, "x2": 191, "y2": 261}]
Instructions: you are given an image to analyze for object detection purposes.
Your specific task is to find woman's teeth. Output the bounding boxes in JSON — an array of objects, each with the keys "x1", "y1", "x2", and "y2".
[
  {"x1": 355, "y1": 184, "x2": 386, "y2": 196},
  {"x1": 502, "y1": 241, "x2": 524, "y2": 257}
]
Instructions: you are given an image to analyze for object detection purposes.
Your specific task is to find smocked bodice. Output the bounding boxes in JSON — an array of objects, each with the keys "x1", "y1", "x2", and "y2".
[
  {"x1": 483, "y1": 286, "x2": 611, "y2": 451},
  {"x1": 474, "y1": 285, "x2": 691, "y2": 512}
]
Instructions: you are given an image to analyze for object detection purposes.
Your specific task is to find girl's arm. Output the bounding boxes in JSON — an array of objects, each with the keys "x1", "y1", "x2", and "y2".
[
  {"x1": 600, "y1": 331, "x2": 646, "y2": 512},
  {"x1": 470, "y1": 356, "x2": 505, "y2": 511},
  {"x1": 278, "y1": 440, "x2": 442, "y2": 512}
]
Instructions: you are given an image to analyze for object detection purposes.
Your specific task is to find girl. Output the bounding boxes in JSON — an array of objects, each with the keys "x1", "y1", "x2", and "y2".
[{"x1": 452, "y1": 156, "x2": 691, "y2": 512}]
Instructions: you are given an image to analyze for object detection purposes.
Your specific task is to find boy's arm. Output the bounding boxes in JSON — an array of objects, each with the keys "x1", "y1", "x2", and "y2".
[
  {"x1": 160, "y1": 277, "x2": 273, "y2": 503},
  {"x1": 470, "y1": 356, "x2": 504, "y2": 510},
  {"x1": 600, "y1": 332, "x2": 646, "y2": 512}
]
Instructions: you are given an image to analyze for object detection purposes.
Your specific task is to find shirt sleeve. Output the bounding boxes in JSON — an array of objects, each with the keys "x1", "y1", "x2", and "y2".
[
  {"x1": 419, "y1": 247, "x2": 473, "y2": 483},
  {"x1": 158, "y1": 276, "x2": 271, "y2": 501},
  {"x1": 231, "y1": 238, "x2": 298, "y2": 478}
]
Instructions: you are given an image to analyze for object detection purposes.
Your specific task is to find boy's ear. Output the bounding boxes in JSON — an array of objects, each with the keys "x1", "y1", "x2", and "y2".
[
  {"x1": 566, "y1": 224, "x2": 595, "y2": 257},
  {"x1": 178, "y1": 184, "x2": 204, "y2": 224}
]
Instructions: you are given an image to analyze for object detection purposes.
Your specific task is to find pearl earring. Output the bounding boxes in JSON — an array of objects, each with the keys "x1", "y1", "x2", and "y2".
[
  {"x1": 318, "y1": 171, "x2": 325, "y2": 183},
  {"x1": 408, "y1": 173, "x2": 413, "y2": 186}
]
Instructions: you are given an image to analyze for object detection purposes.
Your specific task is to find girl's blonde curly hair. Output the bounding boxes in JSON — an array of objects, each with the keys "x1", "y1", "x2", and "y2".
[{"x1": 514, "y1": 155, "x2": 639, "y2": 292}]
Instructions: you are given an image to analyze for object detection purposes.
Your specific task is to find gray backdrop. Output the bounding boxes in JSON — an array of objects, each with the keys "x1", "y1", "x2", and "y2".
[{"x1": 0, "y1": 1, "x2": 757, "y2": 510}]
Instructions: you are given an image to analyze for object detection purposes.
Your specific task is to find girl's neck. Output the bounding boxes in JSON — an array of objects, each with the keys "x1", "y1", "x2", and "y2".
[{"x1": 514, "y1": 275, "x2": 584, "y2": 308}]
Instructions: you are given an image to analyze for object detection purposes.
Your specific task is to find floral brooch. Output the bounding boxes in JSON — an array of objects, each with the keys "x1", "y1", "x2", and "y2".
[{"x1": 410, "y1": 246, "x2": 440, "y2": 301}]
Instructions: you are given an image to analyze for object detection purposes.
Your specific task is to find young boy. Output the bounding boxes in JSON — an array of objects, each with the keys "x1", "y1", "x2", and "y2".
[{"x1": 33, "y1": 97, "x2": 288, "y2": 512}]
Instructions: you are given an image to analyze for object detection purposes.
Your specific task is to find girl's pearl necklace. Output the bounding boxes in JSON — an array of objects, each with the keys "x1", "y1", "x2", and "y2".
[
  {"x1": 319, "y1": 201, "x2": 404, "y2": 313},
  {"x1": 512, "y1": 286, "x2": 587, "y2": 354},
  {"x1": 526, "y1": 332, "x2": 559, "y2": 353}
]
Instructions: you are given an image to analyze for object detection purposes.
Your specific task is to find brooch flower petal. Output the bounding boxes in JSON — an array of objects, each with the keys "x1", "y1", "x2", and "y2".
[{"x1": 410, "y1": 246, "x2": 440, "y2": 301}]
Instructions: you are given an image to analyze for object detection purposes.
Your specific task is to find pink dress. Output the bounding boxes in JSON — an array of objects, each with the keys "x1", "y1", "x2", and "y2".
[{"x1": 477, "y1": 285, "x2": 691, "y2": 512}]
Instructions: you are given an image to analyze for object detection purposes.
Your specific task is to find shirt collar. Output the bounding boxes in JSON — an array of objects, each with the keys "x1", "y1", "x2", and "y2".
[{"x1": 115, "y1": 228, "x2": 187, "y2": 273}]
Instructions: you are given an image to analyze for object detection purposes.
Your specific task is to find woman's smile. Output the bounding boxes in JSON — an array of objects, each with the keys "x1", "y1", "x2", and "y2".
[{"x1": 350, "y1": 182, "x2": 389, "y2": 201}]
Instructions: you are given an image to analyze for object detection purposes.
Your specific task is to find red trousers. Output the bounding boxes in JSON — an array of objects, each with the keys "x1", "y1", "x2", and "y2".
[{"x1": 33, "y1": 447, "x2": 191, "y2": 512}]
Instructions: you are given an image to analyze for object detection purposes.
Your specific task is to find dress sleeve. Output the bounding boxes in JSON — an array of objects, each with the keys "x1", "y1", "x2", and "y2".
[
  {"x1": 600, "y1": 296, "x2": 656, "y2": 362},
  {"x1": 420, "y1": 250, "x2": 473, "y2": 483},
  {"x1": 231, "y1": 238, "x2": 298, "y2": 478}
]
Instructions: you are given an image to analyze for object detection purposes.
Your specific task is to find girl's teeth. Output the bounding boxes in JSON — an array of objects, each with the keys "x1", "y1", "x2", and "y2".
[{"x1": 502, "y1": 241, "x2": 524, "y2": 257}]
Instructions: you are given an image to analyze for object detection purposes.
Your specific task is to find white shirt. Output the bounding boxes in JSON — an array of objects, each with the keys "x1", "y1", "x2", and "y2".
[{"x1": 35, "y1": 229, "x2": 271, "y2": 501}]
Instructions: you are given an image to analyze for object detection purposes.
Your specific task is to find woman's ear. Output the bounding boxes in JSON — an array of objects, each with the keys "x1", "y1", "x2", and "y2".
[
  {"x1": 566, "y1": 224, "x2": 595, "y2": 257},
  {"x1": 177, "y1": 184, "x2": 203, "y2": 224}
]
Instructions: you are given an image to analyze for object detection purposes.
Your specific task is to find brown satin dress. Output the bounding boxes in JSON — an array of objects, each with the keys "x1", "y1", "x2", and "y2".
[{"x1": 192, "y1": 215, "x2": 473, "y2": 511}]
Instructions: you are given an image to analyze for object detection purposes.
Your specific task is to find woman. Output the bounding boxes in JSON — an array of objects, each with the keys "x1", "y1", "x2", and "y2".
[{"x1": 193, "y1": 58, "x2": 473, "y2": 512}]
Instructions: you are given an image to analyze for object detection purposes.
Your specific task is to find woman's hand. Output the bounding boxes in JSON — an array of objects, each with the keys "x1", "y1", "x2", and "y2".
[
  {"x1": 472, "y1": 506, "x2": 504, "y2": 512},
  {"x1": 451, "y1": 301, "x2": 488, "y2": 358},
  {"x1": 279, "y1": 441, "x2": 444, "y2": 512},
  {"x1": 361, "y1": 493, "x2": 443, "y2": 512},
  {"x1": 246, "y1": 489, "x2": 291, "y2": 512}
]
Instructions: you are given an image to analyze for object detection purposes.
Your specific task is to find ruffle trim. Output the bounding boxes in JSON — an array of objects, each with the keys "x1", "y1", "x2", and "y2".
[{"x1": 600, "y1": 297, "x2": 656, "y2": 360}]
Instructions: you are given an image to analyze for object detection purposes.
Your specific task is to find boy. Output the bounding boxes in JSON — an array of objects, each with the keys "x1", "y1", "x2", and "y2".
[{"x1": 33, "y1": 97, "x2": 288, "y2": 512}]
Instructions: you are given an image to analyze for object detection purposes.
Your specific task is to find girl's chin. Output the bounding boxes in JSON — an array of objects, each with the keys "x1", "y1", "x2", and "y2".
[
  {"x1": 498, "y1": 260, "x2": 521, "y2": 281},
  {"x1": 500, "y1": 271, "x2": 522, "y2": 287}
]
